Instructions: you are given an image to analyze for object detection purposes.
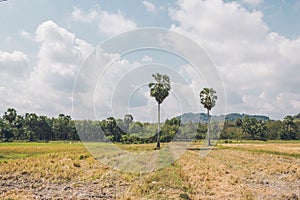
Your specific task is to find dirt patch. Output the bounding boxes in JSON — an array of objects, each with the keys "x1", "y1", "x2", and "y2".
[
  {"x1": 0, "y1": 177, "x2": 128, "y2": 199},
  {"x1": 0, "y1": 151, "x2": 131, "y2": 200}
]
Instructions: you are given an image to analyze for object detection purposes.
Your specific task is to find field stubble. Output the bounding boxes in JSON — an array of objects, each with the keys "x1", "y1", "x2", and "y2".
[{"x1": 0, "y1": 141, "x2": 299, "y2": 199}]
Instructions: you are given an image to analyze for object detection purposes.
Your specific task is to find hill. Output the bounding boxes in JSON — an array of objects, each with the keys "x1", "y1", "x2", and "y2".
[{"x1": 178, "y1": 112, "x2": 270, "y2": 123}]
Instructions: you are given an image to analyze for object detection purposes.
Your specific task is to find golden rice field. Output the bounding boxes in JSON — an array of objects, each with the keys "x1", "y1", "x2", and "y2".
[{"x1": 0, "y1": 141, "x2": 299, "y2": 199}]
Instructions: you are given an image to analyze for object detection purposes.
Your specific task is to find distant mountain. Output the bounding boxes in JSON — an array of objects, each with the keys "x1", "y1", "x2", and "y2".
[
  {"x1": 224, "y1": 113, "x2": 269, "y2": 122},
  {"x1": 177, "y1": 112, "x2": 270, "y2": 123},
  {"x1": 293, "y1": 113, "x2": 300, "y2": 119}
]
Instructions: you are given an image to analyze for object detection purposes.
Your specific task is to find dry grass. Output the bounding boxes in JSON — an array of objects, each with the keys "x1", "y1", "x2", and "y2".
[
  {"x1": 122, "y1": 141, "x2": 300, "y2": 199},
  {"x1": 0, "y1": 142, "x2": 132, "y2": 199},
  {"x1": 220, "y1": 142, "x2": 300, "y2": 157},
  {"x1": 0, "y1": 141, "x2": 299, "y2": 199}
]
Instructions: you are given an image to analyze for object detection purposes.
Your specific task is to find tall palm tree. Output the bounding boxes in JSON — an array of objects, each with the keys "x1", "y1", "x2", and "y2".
[
  {"x1": 148, "y1": 73, "x2": 171, "y2": 149},
  {"x1": 200, "y1": 88, "x2": 217, "y2": 146}
]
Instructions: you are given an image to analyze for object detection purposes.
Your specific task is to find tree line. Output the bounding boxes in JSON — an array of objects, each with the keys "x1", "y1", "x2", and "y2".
[
  {"x1": 0, "y1": 108, "x2": 78, "y2": 142},
  {"x1": 221, "y1": 115, "x2": 300, "y2": 141},
  {"x1": 0, "y1": 107, "x2": 299, "y2": 143},
  {"x1": 77, "y1": 115, "x2": 212, "y2": 144},
  {"x1": 0, "y1": 107, "x2": 202, "y2": 143}
]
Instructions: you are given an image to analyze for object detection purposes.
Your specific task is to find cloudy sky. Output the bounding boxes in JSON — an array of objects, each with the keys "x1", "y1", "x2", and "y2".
[{"x1": 0, "y1": 0, "x2": 300, "y2": 121}]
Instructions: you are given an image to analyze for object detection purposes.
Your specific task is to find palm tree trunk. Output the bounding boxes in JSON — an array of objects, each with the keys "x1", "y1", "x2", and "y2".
[
  {"x1": 157, "y1": 103, "x2": 160, "y2": 148},
  {"x1": 207, "y1": 109, "x2": 211, "y2": 146}
]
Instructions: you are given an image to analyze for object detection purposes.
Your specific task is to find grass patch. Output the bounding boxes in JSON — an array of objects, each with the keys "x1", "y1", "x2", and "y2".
[
  {"x1": 115, "y1": 143, "x2": 166, "y2": 152},
  {"x1": 0, "y1": 141, "x2": 85, "y2": 153},
  {"x1": 219, "y1": 145, "x2": 300, "y2": 158},
  {"x1": 0, "y1": 153, "x2": 34, "y2": 161},
  {"x1": 128, "y1": 162, "x2": 191, "y2": 199},
  {"x1": 0, "y1": 141, "x2": 86, "y2": 162},
  {"x1": 218, "y1": 140, "x2": 300, "y2": 158}
]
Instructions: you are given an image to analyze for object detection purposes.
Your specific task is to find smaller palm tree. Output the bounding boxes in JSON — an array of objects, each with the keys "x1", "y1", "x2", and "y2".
[
  {"x1": 149, "y1": 73, "x2": 171, "y2": 149},
  {"x1": 200, "y1": 88, "x2": 217, "y2": 146},
  {"x1": 284, "y1": 115, "x2": 294, "y2": 133},
  {"x1": 235, "y1": 118, "x2": 243, "y2": 141},
  {"x1": 124, "y1": 114, "x2": 133, "y2": 133},
  {"x1": 256, "y1": 120, "x2": 267, "y2": 141}
]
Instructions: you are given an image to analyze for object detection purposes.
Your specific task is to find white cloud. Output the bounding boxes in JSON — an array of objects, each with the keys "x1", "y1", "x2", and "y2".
[
  {"x1": 141, "y1": 55, "x2": 153, "y2": 62},
  {"x1": 143, "y1": 1, "x2": 157, "y2": 13},
  {"x1": 35, "y1": 20, "x2": 92, "y2": 76},
  {"x1": 98, "y1": 10, "x2": 137, "y2": 36},
  {"x1": 0, "y1": 50, "x2": 29, "y2": 63},
  {"x1": 72, "y1": 6, "x2": 98, "y2": 23},
  {"x1": 0, "y1": 50, "x2": 30, "y2": 77},
  {"x1": 169, "y1": 0, "x2": 300, "y2": 119},
  {"x1": 0, "y1": 50, "x2": 31, "y2": 113},
  {"x1": 21, "y1": 20, "x2": 94, "y2": 116},
  {"x1": 72, "y1": 7, "x2": 137, "y2": 36},
  {"x1": 170, "y1": 0, "x2": 269, "y2": 43},
  {"x1": 19, "y1": 30, "x2": 33, "y2": 40}
]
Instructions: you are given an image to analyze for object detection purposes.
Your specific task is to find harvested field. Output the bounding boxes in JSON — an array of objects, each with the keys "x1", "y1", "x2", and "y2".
[{"x1": 0, "y1": 141, "x2": 299, "y2": 199}]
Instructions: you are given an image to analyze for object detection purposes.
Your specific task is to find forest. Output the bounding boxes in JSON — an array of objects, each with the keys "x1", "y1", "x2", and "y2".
[{"x1": 0, "y1": 107, "x2": 299, "y2": 143}]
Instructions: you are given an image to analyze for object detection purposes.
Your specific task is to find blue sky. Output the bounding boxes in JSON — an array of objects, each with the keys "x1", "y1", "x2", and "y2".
[{"x1": 0, "y1": 0, "x2": 300, "y2": 121}]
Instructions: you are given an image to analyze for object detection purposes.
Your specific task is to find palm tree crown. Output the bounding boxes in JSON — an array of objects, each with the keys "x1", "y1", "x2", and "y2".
[
  {"x1": 200, "y1": 88, "x2": 217, "y2": 111},
  {"x1": 148, "y1": 73, "x2": 171, "y2": 104}
]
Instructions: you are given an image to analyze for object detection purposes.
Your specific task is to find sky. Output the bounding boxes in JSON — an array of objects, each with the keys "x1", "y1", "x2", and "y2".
[{"x1": 0, "y1": 0, "x2": 300, "y2": 121}]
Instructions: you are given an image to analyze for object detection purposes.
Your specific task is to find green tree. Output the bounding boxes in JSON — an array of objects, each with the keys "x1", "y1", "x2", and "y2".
[
  {"x1": 161, "y1": 117, "x2": 181, "y2": 142},
  {"x1": 36, "y1": 116, "x2": 53, "y2": 141},
  {"x1": 14, "y1": 115, "x2": 24, "y2": 140},
  {"x1": 266, "y1": 120, "x2": 281, "y2": 140},
  {"x1": 281, "y1": 115, "x2": 297, "y2": 140},
  {"x1": 100, "y1": 117, "x2": 122, "y2": 142},
  {"x1": 24, "y1": 113, "x2": 38, "y2": 141},
  {"x1": 52, "y1": 114, "x2": 74, "y2": 140},
  {"x1": 256, "y1": 120, "x2": 268, "y2": 141},
  {"x1": 148, "y1": 73, "x2": 171, "y2": 149},
  {"x1": 235, "y1": 118, "x2": 243, "y2": 141},
  {"x1": 200, "y1": 88, "x2": 217, "y2": 146},
  {"x1": 0, "y1": 118, "x2": 3, "y2": 140},
  {"x1": 165, "y1": 117, "x2": 181, "y2": 126},
  {"x1": 3, "y1": 108, "x2": 17, "y2": 124},
  {"x1": 124, "y1": 114, "x2": 133, "y2": 133},
  {"x1": 294, "y1": 113, "x2": 300, "y2": 119},
  {"x1": 196, "y1": 122, "x2": 207, "y2": 140},
  {"x1": 130, "y1": 121, "x2": 145, "y2": 138},
  {"x1": 242, "y1": 117, "x2": 263, "y2": 140},
  {"x1": 2, "y1": 108, "x2": 19, "y2": 140},
  {"x1": 242, "y1": 116, "x2": 251, "y2": 139},
  {"x1": 0, "y1": 118, "x2": 13, "y2": 141}
]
